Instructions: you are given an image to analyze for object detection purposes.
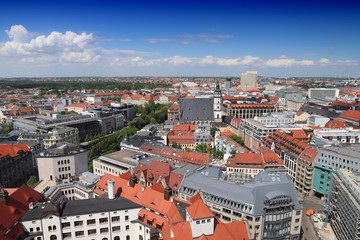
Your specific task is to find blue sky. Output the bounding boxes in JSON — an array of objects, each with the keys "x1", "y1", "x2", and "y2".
[{"x1": 0, "y1": 0, "x2": 359, "y2": 77}]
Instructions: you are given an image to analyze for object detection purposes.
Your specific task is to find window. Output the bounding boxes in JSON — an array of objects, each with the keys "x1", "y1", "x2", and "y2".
[
  {"x1": 139, "y1": 226, "x2": 142, "y2": 230},
  {"x1": 295, "y1": 218, "x2": 300, "y2": 223},
  {"x1": 114, "y1": 237, "x2": 120, "y2": 240},
  {"x1": 74, "y1": 221, "x2": 83, "y2": 227},
  {"x1": 50, "y1": 235, "x2": 57, "y2": 240},
  {"x1": 100, "y1": 228, "x2": 109, "y2": 233},
  {"x1": 296, "y1": 211, "x2": 301, "y2": 215},
  {"x1": 36, "y1": 227, "x2": 40, "y2": 231},
  {"x1": 63, "y1": 233, "x2": 71, "y2": 238},
  {"x1": 53, "y1": 225, "x2": 56, "y2": 230},
  {"x1": 196, "y1": 220, "x2": 200, "y2": 224},
  {"x1": 125, "y1": 215, "x2": 129, "y2": 221},
  {"x1": 100, "y1": 218, "x2": 108, "y2": 224},
  {"x1": 126, "y1": 225, "x2": 130, "y2": 231},
  {"x1": 126, "y1": 236, "x2": 130, "y2": 240},
  {"x1": 30, "y1": 228, "x2": 33, "y2": 232},
  {"x1": 48, "y1": 226, "x2": 52, "y2": 231},
  {"x1": 87, "y1": 219, "x2": 96, "y2": 225},
  {"x1": 112, "y1": 226, "x2": 121, "y2": 232},
  {"x1": 112, "y1": 216, "x2": 120, "y2": 222},
  {"x1": 88, "y1": 229, "x2": 96, "y2": 235},
  {"x1": 75, "y1": 231, "x2": 84, "y2": 237}
]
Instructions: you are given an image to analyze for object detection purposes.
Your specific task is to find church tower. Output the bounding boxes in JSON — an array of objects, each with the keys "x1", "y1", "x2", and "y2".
[{"x1": 213, "y1": 81, "x2": 222, "y2": 122}]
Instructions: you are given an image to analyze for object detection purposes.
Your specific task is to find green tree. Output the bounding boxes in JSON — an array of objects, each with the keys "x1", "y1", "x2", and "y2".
[
  {"x1": 230, "y1": 135, "x2": 245, "y2": 147},
  {"x1": 210, "y1": 126, "x2": 217, "y2": 138},
  {"x1": 195, "y1": 143, "x2": 207, "y2": 153},
  {"x1": 26, "y1": 175, "x2": 38, "y2": 188}
]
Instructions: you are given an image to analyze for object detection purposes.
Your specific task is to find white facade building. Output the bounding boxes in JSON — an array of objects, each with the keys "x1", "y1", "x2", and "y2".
[
  {"x1": 21, "y1": 197, "x2": 144, "y2": 240},
  {"x1": 36, "y1": 143, "x2": 88, "y2": 181}
]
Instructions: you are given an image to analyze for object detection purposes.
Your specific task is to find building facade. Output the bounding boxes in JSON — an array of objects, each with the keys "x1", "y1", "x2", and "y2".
[
  {"x1": 179, "y1": 169, "x2": 302, "y2": 240},
  {"x1": 224, "y1": 102, "x2": 277, "y2": 119},
  {"x1": 313, "y1": 144, "x2": 360, "y2": 198},
  {"x1": 36, "y1": 143, "x2": 88, "y2": 181},
  {"x1": 0, "y1": 143, "x2": 35, "y2": 187},
  {"x1": 240, "y1": 71, "x2": 257, "y2": 91},
  {"x1": 328, "y1": 169, "x2": 360, "y2": 240}
]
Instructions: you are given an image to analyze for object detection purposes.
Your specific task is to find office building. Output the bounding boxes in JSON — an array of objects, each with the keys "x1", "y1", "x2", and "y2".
[
  {"x1": 313, "y1": 144, "x2": 360, "y2": 197},
  {"x1": 328, "y1": 169, "x2": 360, "y2": 240},
  {"x1": 36, "y1": 143, "x2": 88, "y2": 181},
  {"x1": 179, "y1": 168, "x2": 302, "y2": 240},
  {"x1": 308, "y1": 88, "x2": 339, "y2": 99},
  {"x1": 240, "y1": 71, "x2": 257, "y2": 91}
]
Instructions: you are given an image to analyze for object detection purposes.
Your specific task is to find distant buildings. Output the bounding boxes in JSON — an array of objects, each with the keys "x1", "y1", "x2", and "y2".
[
  {"x1": 0, "y1": 143, "x2": 35, "y2": 187},
  {"x1": 308, "y1": 88, "x2": 339, "y2": 99},
  {"x1": 328, "y1": 169, "x2": 360, "y2": 240},
  {"x1": 18, "y1": 126, "x2": 79, "y2": 149},
  {"x1": 36, "y1": 143, "x2": 88, "y2": 181},
  {"x1": 240, "y1": 71, "x2": 257, "y2": 91}
]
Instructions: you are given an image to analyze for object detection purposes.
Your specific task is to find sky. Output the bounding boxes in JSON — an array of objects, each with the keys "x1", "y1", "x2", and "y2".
[{"x1": 0, "y1": 0, "x2": 359, "y2": 77}]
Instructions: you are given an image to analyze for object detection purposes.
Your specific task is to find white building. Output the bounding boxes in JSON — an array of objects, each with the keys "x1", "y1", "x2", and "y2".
[
  {"x1": 21, "y1": 196, "x2": 144, "y2": 240},
  {"x1": 36, "y1": 143, "x2": 88, "y2": 181},
  {"x1": 307, "y1": 114, "x2": 330, "y2": 127},
  {"x1": 240, "y1": 71, "x2": 257, "y2": 91}
]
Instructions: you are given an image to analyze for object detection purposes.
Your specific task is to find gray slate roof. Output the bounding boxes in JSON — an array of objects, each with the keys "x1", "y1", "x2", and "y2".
[
  {"x1": 180, "y1": 170, "x2": 302, "y2": 216},
  {"x1": 22, "y1": 197, "x2": 140, "y2": 221},
  {"x1": 179, "y1": 97, "x2": 214, "y2": 121}
]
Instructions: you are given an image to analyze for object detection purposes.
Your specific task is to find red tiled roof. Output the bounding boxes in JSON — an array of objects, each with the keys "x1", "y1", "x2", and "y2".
[
  {"x1": 298, "y1": 148, "x2": 317, "y2": 164},
  {"x1": 186, "y1": 194, "x2": 215, "y2": 220},
  {"x1": 0, "y1": 185, "x2": 42, "y2": 239},
  {"x1": 173, "y1": 124, "x2": 196, "y2": 132},
  {"x1": 339, "y1": 110, "x2": 360, "y2": 121},
  {"x1": 0, "y1": 143, "x2": 30, "y2": 158},
  {"x1": 324, "y1": 119, "x2": 349, "y2": 129}
]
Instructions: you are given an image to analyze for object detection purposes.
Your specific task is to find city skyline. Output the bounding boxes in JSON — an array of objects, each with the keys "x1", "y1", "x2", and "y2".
[{"x1": 0, "y1": 0, "x2": 359, "y2": 77}]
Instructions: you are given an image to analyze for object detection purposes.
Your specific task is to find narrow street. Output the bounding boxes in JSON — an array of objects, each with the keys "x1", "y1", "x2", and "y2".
[{"x1": 301, "y1": 196, "x2": 325, "y2": 240}]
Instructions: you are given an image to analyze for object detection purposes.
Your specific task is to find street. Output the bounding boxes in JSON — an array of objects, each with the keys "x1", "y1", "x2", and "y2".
[{"x1": 301, "y1": 196, "x2": 325, "y2": 240}]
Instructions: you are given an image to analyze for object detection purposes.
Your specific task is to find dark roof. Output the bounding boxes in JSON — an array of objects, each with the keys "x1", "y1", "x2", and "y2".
[
  {"x1": 22, "y1": 197, "x2": 140, "y2": 221},
  {"x1": 303, "y1": 106, "x2": 339, "y2": 118},
  {"x1": 126, "y1": 135, "x2": 164, "y2": 148},
  {"x1": 179, "y1": 97, "x2": 214, "y2": 121}
]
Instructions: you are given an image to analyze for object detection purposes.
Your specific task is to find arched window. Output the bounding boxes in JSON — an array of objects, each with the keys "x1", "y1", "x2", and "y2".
[
  {"x1": 50, "y1": 235, "x2": 57, "y2": 240},
  {"x1": 102, "y1": 238, "x2": 108, "y2": 240},
  {"x1": 126, "y1": 236, "x2": 130, "y2": 240},
  {"x1": 114, "y1": 237, "x2": 120, "y2": 240},
  {"x1": 53, "y1": 225, "x2": 56, "y2": 230},
  {"x1": 139, "y1": 235, "x2": 143, "y2": 240},
  {"x1": 48, "y1": 226, "x2": 52, "y2": 231}
]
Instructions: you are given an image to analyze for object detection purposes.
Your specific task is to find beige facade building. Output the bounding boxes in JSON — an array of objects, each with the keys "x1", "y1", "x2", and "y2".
[{"x1": 240, "y1": 71, "x2": 257, "y2": 91}]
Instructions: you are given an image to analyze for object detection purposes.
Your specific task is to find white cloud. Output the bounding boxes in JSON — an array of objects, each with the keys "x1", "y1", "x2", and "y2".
[
  {"x1": 319, "y1": 58, "x2": 330, "y2": 65},
  {"x1": 0, "y1": 25, "x2": 98, "y2": 64},
  {"x1": 5, "y1": 25, "x2": 30, "y2": 43},
  {"x1": 263, "y1": 56, "x2": 315, "y2": 67}
]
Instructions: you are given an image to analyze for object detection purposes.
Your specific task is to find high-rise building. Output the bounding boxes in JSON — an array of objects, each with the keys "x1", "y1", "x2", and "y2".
[
  {"x1": 240, "y1": 71, "x2": 257, "y2": 91},
  {"x1": 328, "y1": 169, "x2": 360, "y2": 240}
]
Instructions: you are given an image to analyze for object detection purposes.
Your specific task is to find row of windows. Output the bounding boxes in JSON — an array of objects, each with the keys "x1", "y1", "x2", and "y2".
[
  {"x1": 58, "y1": 159, "x2": 70, "y2": 165},
  {"x1": 59, "y1": 166, "x2": 71, "y2": 172}
]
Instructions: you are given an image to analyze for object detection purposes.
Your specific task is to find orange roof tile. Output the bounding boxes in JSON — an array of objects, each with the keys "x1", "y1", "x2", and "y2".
[
  {"x1": 0, "y1": 143, "x2": 30, "y2": 158},
  {"x1": 339, "y1": 110, "x2": 360, "y2": 121},
  {"x1": 186, "y1": 194, "x2": 215, "y2": 220},
  {"x1": 325, "y1": 119, "x2": 349, "y2": 129}
]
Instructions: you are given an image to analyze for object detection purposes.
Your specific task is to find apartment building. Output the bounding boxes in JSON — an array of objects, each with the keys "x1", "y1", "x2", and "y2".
[
  {"x1": 0, "y1": 143, "x2": 35, "y2": 187},
  {"x1": 223, "y1": 102, "x2": 277, "y2": 119}
]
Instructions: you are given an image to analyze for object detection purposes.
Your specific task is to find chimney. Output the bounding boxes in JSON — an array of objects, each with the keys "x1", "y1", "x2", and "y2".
[
  {"x1": 164, "y1": 185, "x2": 172, "y2": 201},
  {"x1": 129, "y1": 174, "x2": 137, "y2": 188},
  {"x1": 108, "y1": 179, "x2": 115, "y2": 200},
  {"x1": 0, "y1": 185, "x2": 9, "y2": 205},
  {"x1": 150, "y1": 227, "x2": 160, "y2": 240}
]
